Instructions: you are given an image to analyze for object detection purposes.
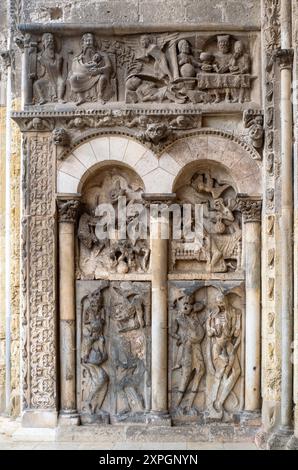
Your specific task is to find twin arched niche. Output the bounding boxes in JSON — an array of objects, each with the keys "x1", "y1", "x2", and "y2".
[
  {"x1": 57, "y1": 132, "x2": 262, "y2": 424},
  {"x1": 57, "y1": 132, "x2": 262, "y2": 196}
]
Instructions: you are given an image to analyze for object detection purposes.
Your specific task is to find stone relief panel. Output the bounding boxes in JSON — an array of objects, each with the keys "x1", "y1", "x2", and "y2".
[
  {"x1": 77, "y1": 280, "x2": 151, "y2": 424},
  {"x1": 77, "y1": 166, "x2": 150, "y2": 279},
  {"x1": 171, "y1": 169, "x2": 242, "y2": 274},
  {"x1": 169, "y1": 281, "x2": 244, "y2": 423},
  {"x1": 22, "y1": 31, "x2": 260, "y2": 107}
]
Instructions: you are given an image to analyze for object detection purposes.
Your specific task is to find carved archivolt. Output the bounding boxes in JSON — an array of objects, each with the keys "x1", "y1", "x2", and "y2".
[{"x1": 56, "y1": 131, "x2": 262, "y2": 196}]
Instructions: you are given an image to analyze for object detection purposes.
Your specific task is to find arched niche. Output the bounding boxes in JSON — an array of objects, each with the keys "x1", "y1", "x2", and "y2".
[
  {"x1": 162, "y1": 131, "x2": 262, "y2": 196},
  {"x1": 76, "y1": 161, "x2": 150, "y2": 280}
]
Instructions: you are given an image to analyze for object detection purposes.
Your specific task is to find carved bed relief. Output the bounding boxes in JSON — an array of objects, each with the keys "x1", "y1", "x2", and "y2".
[
  {"x1": 77, "y1": 281, "x2": 151, "y2": 424},
  {"x1": 169, "y1": 281, "x2": 244, "y2": 423},
  {"x1": 171, "y1": 171, "x2": 242, "y2": 274},
  {"x1": 77, "y1": 167, "x2": 150, "y2": 279},
  {"x1": 23, "y1": 31, "x2": 258, "y2": 107}
]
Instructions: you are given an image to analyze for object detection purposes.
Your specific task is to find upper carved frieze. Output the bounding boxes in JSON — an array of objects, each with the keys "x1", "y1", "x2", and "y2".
[{"x1": 22, "y1": 31, "x2": 258, "y2": 108}]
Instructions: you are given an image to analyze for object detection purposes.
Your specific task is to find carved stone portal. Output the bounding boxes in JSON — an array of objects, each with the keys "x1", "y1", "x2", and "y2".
[
  {"x1": 77, "y1": 281, "x2": 151, "y2": 424},
  {"x1": 169, "y1": 281, "x2": 244, "y2": 423}
]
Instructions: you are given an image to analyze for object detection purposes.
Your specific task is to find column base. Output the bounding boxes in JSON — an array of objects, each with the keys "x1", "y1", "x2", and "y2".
[
  {"x1": 22, "y1": 409, "x2": 58, "y2": 428},
  {"x1": 146, "y1": 411, "x2": 172, "y2": 426},
  {"x1": 59, "y1": 411, "x2": 80, "y2": 426},
  {"x1": 266, "y1": 426, "x2": 294, "y2": 450}
]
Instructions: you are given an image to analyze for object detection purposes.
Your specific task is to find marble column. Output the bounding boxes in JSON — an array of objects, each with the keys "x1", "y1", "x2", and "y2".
[
  {"x1": 143, "y1": 194, "x2": 174, "y2": 424},
  {"x1": 57, "y1": 198, "x2": 80, "y2": 425},
  {"x1": 238, "y1": 196, "x2": 262, "y2": 412},
  {"x1": 275, "y1": 47, "x2": 294, "y2": 432}
]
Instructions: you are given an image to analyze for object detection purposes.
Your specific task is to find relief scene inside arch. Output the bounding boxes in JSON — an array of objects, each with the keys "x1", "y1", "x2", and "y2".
[
  {"x1": 171, "y1": 168, "x2": 242, "y2": 274},
  {"x1": 77, "y1": 166, "x2": 150, "y2": 279},
  {"x1": 24, "y1": 31, "x2": 259, "y2": 107}
]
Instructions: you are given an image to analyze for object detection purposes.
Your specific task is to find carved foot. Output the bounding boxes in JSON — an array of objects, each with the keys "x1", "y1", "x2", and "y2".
[
  {"x1": 172, "y1": 364, "x2": 182, "y2": 371},
  {"x1": 207, "y1": 402, "x2": 223, "y2": 420},
  {"x1": 80, "y1": 410, "x2": 109, "y2": 425}
]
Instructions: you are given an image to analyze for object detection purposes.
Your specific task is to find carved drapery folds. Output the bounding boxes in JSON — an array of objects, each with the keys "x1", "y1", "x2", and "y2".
[
  {"x1": 21, "y1": 30, "x2": 258, "y2": 107},
  {"x1": 78, "y1": 281, "x2": 151, "y2": 424},
  {"x1": 169, "y1": 281, "x2": 244, "y2": 422}
]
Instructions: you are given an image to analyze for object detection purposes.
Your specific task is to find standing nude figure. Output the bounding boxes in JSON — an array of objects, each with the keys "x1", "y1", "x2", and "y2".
[
  {"x1": 206, "y1": 292, "x2": 241, "y2": 419},
  {"x1": 171, "y1": 293, "x2": 206, "y2": 415}
]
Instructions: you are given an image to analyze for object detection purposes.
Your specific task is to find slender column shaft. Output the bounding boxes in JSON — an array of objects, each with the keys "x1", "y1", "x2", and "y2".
[
  {"x1": 277, "y1": 0, "x2": 294, "y2": 428},
  {"x1": 151, "y1": 216, "x2": 168, "y2": 413},
  {"x1": 58, "y1": 199, "x2": 80, "y2": 422},
  {"x1": 280, "y1": 64, "x2": 293, "y2": 428},
  {"x1": 245, "y1": 221, "x2": 261, "y2": 410},
  {"x1": 238, "y1": 197, "x2": 262, "y2": 412}
]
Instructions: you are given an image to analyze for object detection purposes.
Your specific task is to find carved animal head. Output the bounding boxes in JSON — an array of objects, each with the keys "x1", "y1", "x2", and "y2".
[{"x1": 213, "y1": 198, "x2": 235, "y2": 222}]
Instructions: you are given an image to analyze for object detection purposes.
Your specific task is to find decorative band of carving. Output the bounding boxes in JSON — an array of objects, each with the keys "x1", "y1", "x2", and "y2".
[{"x1": 57, "y1": 199, "x2": 80, "y2": 224}]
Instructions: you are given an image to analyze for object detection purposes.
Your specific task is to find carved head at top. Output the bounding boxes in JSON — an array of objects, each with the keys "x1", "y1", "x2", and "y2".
[
  {"x1": 215, "y1": 292, "x2": 229, "y2": 311},
  {"x1": 42, "y1": 33, "x2": 55, "y2": 57},
  {"x1": 175, "y1": 294, "x2": 194, "y2": 316},
  {"x1": 81, "y1": 33, "x2": 99, "y2": 55},
  {"x1": 233, "y1": 40, "x2": 244, "y2": 59},
  {"x1": 140, "y1": 35, "x2": 152, "y2": 49},
  {"x1": 217, "y1": 35, "x2": 231, "y2": 54},
  {"x1": 178, "y1": 39, "x2": 191, "y2": 55}
]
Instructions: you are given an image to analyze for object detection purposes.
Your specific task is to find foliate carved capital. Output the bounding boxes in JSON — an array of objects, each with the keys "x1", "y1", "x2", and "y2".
[
  {"x1": 57, "y1": 199, "x2": 80, "y2": 224},
  {"x1": 273, "y1": 48, "x2": 294, "y2": 70},
  {"x1": 237, "y1": 196, "x2": 262, "y2": 223}
]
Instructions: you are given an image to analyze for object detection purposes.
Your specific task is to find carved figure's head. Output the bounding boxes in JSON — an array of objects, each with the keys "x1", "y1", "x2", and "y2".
[
  {"x1": 52, "y1": 128, "x2": 69, "y2": 146},
  {"x1": 176, "y1": 293, "x2": 195, "y2": 316},
  {"x1": 81, "y1": 33, "x2": 97, "y2": 55},
  {"x1": 215, "y1": 292, "x2": 228, "y2": 311},
  {"x1": 178, "y1": 39, "x2": 191, "y2": 54},
  {"x1": 140, "y1": 35, "x2": 152, "y2": 49},
  {"x1": 234, "y1": 40, "x2": 244, "y2": 59},
  {"x1": 42, "y1": 33, "x2": 55, "y2": 52},
  {"x1": 145, "y1": 123, "x2": 168, "y2": 144},
  {"x1": 217, "y1": 35, "x2": 231, "y2": 54}
]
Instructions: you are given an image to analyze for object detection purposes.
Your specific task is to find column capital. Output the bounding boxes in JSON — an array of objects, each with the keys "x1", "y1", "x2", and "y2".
[
  {"x1": 142, "y1": 193, "x2": 176, "y2": 206},
  {"x1": 274, "y1": 48, "x2": 294, "y2": 70},
  {"x1": 237, "y1": 196, "x2": 262, "y2": 223},
  {"x1": 57, "y1": 199, "x2": 80, "y2": 224}
]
